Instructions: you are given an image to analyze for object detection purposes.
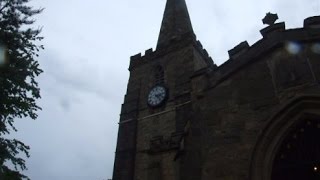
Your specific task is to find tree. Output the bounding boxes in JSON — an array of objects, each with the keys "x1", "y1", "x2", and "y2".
[{"x1": 0, "y1": 0, "x2": 43, "y2": 179}]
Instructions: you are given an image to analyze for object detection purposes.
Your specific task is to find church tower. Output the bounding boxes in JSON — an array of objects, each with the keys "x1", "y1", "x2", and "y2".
[
  {"x1": 112, "y1": 0, "x2": 215, "y2": 179},
  {"x1": 113, "y1": 0, "x2": 320, "y2": 179}
]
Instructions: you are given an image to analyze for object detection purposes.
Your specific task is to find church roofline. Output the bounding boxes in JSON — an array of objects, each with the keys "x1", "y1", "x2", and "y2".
[{"x1": 191, "y1": 16, "x2": 320, "y2": 88}]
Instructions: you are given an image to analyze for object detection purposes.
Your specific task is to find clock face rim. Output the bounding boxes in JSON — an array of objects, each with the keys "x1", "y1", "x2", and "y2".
[{"x1": 147, "y1": 85, "x2": 168, "y2": 108}]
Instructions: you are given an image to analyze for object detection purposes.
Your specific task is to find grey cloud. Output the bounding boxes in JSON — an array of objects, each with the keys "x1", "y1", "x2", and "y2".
[{"x1": 59, "y1": 98, "x2": 71, "y2": 112}]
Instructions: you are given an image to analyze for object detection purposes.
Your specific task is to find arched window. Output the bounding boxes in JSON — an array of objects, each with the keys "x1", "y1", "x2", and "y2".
[
  {"x1": 250, "y1": 96, "x2": 320, "y2": 180},
  {"x1": 155, "y1": 65, "x2": 164, "y2": 85},
  {"x1": 272, "y1": 118, "x2": 320, "y2": 180}
]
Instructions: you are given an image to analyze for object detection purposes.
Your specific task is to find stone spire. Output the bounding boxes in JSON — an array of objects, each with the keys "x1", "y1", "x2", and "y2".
[{"x1": 157, "y1": 0, "x2": 194, "y2": 49}]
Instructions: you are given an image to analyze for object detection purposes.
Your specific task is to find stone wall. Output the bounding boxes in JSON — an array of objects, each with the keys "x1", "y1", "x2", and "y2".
[{"x1": 188, "y1": 18, "x2": 320, "y2": 179}]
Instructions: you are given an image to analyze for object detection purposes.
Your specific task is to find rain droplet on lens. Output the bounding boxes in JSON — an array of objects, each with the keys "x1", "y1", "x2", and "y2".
[{"x1": 286, "y1": 42, "x2": 301, "y2": 55}]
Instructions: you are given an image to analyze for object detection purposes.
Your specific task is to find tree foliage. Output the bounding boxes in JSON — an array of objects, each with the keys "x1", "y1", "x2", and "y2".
[{"x1": 0, "y1": 0, "x2": 43, "y2": 179}]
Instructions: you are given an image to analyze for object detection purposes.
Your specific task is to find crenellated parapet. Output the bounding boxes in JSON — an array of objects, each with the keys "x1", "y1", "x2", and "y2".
[
  {"x1": 194, "y1": 40, "x2": 216, "y2": 68},
  {"x1": 228, "y1": 41, "x2": 250, "y2": 60},
  {"x1": 227, "y1": 15, "x2": 320, "y2": 62},
  {"x1": 129, "y1": 32, "x2": 216, "y2": 71},
  {"x1": 260, "y1": 22, "x2": 286, "y2": 37},
  {"x1": 192, "y1": 15, "x2": 320, "y2": 90},
  {"x1": 128, "y1": 47, "x2": 159, "y2": 71},
  {"x1": 304, "y1": 16, "x2": 320, "y2": 28}
]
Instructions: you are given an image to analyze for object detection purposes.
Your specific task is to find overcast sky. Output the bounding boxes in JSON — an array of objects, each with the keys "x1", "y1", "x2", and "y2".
[{"x1": 9, "y1": 0, "x2": 319, "y2": 179}]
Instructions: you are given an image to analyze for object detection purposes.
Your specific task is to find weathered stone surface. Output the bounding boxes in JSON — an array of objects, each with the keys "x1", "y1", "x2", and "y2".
[{"x1": 113, "y1": 0, "x2": 320, "y2": 179}]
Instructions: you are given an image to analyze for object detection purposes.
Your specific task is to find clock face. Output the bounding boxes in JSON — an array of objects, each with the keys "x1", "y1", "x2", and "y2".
[{"x1": 147, "y1": 85, "x2": 167, "y2": 107}]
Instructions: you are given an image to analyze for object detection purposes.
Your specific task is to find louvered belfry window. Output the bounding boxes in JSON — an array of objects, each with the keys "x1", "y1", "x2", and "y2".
[{"x1": 155, "y1": 65, "x2": 164, "y2": 85}]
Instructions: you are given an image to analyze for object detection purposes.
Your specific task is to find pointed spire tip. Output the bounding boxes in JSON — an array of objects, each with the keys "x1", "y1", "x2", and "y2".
[{"x1": 157, "y1": 0, "x2": 194, "y2": 49}]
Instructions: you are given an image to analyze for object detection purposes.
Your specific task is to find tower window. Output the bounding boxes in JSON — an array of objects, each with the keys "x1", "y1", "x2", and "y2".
[{"x1": 155, "y1": 65, "x2": 165, "y2": 85}]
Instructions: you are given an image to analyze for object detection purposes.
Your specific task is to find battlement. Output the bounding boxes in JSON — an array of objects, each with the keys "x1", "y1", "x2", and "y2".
[
  {"x1": 260, "y1": 22, "x2": 286, "y2": 37},
  {"x1": 129, "y1": 48, "x2": 156, "y2": 71},
  {"x1": 130, "y1": 48, "x2": 156, "y2": 61},
  {"x1": 195, "y1": 40, "x2": 209, "y2": 58},
  {"x1": 130, "y1": 15, "x2": 320, "y2": 73},
  {"x1": 229, "y1": 15, "x2": 319, "y2": 53},
  {"x1": 228, "y1": 41, "x2": 250, "y2": 59},
  {"x1": 129, "y1": 32, "x2": 216, "y2": 71},
  {"x1": 205, "y1": 15, "x2": 320, "y2": 88},
  {"x1": 304, "y1": 16, "x2": 320, "y2": 28},
  {"x1": 194, "y1": 40, "x2": 215, "y2": 67},
  {"x1": 225, "y1": 16, "x2": 320, "y2": 61}
]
